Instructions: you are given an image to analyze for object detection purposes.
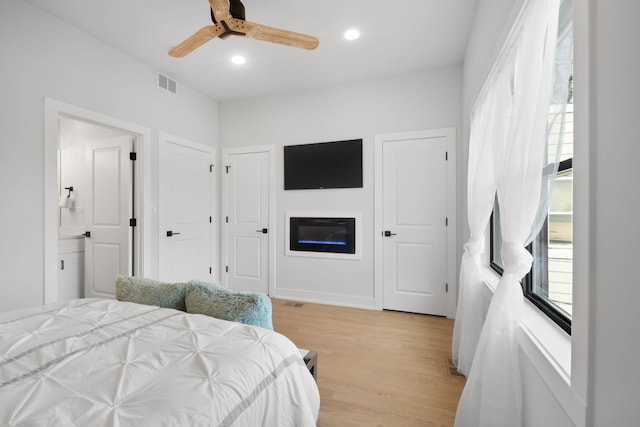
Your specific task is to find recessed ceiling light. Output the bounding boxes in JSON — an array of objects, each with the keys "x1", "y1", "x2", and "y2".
[
  {"x1": 344, "y1": 29, "x2": 360, "y2": 41},
  {"x1": 231, "y1": 55, "x2": 246, "y2": 65}
]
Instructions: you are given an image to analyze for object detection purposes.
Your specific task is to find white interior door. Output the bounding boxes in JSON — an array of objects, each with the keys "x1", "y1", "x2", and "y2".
[
  {"x1": 84, "y1": 136, "x2": 132, "y2": 298},
  {"x1": 224, "y1": 150, "x2": 270, "y2": 294},
  {"x1": 381, "y1": 135, "x2": 448, "y2": 315},
  {"x1": 158, "y1": 139, "x2": 213, "y2": 283}
]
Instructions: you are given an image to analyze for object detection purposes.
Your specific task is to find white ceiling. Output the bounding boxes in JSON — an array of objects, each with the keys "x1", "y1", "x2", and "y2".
[{"x1": 24, "y1": 0, "x2": 478, "y2": 101}]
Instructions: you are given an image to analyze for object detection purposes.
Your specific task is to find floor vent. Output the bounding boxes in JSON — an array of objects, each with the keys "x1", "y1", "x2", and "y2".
[
  {"x1": 157, "y1": 72, "x2": 177, "y2": 94},
  {"x1": 284, "y1": 301, "x2": 305, "y2": 308},
  {"x1": 445, "y1": 358, "x2": 465, "y2": 377}
]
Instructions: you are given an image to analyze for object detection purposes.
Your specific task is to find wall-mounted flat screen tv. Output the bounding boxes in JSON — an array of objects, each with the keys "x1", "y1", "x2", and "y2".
[{"x1": 284, "y1": 139, "x2": 363, "y2": 190}]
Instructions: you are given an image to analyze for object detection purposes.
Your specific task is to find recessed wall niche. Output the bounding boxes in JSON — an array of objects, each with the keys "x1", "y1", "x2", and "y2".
[{"x1": 285, "y1": 211, "x2": 362, "y2": 260}]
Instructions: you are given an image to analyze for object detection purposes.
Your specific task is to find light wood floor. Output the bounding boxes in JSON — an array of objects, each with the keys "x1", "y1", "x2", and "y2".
[{"x1": 272, "y1": 299, "x2": 465, "y2": 426}]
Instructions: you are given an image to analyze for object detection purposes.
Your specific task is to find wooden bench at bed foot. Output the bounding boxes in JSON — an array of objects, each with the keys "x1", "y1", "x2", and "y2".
[{"x1": 300, "y1": 349, "x2": 317, "y2": 382}]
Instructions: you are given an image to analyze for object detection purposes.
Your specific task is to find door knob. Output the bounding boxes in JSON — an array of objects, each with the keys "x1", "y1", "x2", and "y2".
[
  {"x1": 383, "y1": 230, "x2": 397, "y2": 237},
  {"x1": 84, "y1": 231, "x2": 91, "y2": 238},
  {"x1": 166, "y1": 231, "x2": 181, "y2": 237},
  {"x1": 256, "y1": 228, "x2": 268, "y2": 234}
]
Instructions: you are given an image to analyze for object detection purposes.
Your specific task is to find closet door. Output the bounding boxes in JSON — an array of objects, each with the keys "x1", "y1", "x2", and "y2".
[
  {"x1": 223, "y1": 148, "x2": 272, "y2": 295},
  {"x1": 158, "y1": 138, "x2": 214, "y2": 283},
  {"x1": 380, "y1": 133, "x2": 449, "y2": 316}
]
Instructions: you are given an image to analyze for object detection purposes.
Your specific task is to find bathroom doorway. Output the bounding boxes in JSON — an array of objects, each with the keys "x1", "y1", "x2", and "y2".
[
  {"x1": 58, "y1": 118, "x2": 136, "y2": 299},
  {"x1": 44, "y1": 98, "x2": 151, "y2": 304}
]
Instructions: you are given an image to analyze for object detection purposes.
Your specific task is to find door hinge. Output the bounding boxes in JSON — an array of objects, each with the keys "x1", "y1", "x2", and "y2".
[
  {"x1": 209, "y1": 216, "x2": 212, "y2": 223},
  {"x1": 445, "y1": 151, "x2": 448, "y2": 161},
  {"x1": 225, "y1": 165, "x2": 231, "y2": 174},
  {"x1": 130, "y1": 152, "x2": 137, "y2": 161},
  {"x1": 446, "y1": 283, "x2": 449, "y2": 293},
  {"x1": 209, "y1": 267, "x2": 212, "y2": 274},
  {"x1": 210, "y1": 164, "x2": 214, "y2": 173},
  {"x1": 445, "y1": 217, "x2": 449, "y2": 227},
  {"x1": 225, "y1": 266, "x2": 229, "y2": 273},
  {"x1": 225, "y1": 216, "x2": 229, "y2": 223},
  {"x1": 130, "y1": 218, "x2": 137, "y2": 227}
]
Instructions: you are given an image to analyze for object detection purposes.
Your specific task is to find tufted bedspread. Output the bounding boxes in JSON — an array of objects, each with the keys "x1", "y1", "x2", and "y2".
[{"x1": 0, "y1": 298, "x2": 320, "y2": 426}]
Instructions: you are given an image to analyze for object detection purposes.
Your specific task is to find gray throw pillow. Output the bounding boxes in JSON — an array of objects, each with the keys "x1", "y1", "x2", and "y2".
[{"x1": 115, "y1": 276, "x2": 188, "y2": 311}]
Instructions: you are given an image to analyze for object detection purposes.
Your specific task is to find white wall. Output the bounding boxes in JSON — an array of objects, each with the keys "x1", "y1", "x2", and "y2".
[
  {"x1": 0, "y1": 0, "x2": 219, "y2": 311},
  {"x1": 463, "y1": 0, "x2": 640, "y2": 425},
  {"x1": 520, "y1": 349, "x2": 573, "y2": 426},
  {"x1": 220, "y1": 67, "x2": 462, "y2": 308},
  {"x1": 588, "y1": 1, "x2": 640, "y2": 424}
]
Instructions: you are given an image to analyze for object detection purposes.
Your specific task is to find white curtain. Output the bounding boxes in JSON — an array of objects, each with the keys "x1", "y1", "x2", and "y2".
[
  {"x1": 454, "y1": 0, "x2": 560, "y2": 425},
  {"x1": 451, "y1": 80, "x2": 499, "y2": 376}
]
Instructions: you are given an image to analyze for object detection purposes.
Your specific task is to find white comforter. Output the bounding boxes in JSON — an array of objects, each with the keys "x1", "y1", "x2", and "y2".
[{"x1": 0, "y1": 299, "x2": 319, "y2": 426}]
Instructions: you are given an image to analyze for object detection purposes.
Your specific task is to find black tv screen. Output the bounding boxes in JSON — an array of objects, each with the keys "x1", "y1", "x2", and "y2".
[{"x1": 284, "y1": 139, "x2": 363, "y2": 190}]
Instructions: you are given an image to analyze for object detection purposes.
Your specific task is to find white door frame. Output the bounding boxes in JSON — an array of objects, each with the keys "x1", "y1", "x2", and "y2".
[
  {"x1": 374, "y1": 128, "x2": 457, "y2": 318},
  {"x1": 44, "y1": 98, "x2": 151, "y2": 303},
  {"x1": 158, "y1": 132, "x2": 217, "y2": 282},
  {"x1": 221, "y1": 145, "x2": 276, "y2": 294}
]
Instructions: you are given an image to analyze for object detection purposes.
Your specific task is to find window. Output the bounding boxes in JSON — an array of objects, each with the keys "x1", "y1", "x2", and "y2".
[
  {"x1": 490, "y1": 3, "x2": 573, "y2": 334},
  {"x1": 527, "y1": 157, "x2": 573, "y2": 333}
]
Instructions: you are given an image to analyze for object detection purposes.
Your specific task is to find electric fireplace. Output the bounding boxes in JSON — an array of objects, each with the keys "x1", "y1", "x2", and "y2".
[{"x1": 289, "y1": 217, "x2": 356, "y2": 254}]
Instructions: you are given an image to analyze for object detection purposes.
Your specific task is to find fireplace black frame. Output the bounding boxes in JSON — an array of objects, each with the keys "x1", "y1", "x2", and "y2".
[{"x1": 289, "y1": 217, "x2": 356, "y2": 254}]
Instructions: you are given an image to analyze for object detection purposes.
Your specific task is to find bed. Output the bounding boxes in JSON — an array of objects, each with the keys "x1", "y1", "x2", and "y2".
[{"x1": 0, "y1": 298, "x2": 320, "y2": 426}]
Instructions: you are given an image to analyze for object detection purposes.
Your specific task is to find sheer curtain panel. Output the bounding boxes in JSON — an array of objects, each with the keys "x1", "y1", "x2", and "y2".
[
  {"x1": 451, "y1": 83, "x2": 498, "y2": 376},
  {"x1": 454, "y1": 0, "x2": 560, "y2": 426}
]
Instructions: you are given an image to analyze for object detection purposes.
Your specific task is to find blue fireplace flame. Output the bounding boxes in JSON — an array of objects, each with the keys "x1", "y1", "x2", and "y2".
[{"x1": 298, "y1": 240, "x2": 347, "y2": 246}]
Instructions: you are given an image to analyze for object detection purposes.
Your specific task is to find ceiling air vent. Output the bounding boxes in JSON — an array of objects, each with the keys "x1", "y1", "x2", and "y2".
[{"x1": 157, "y1": 72, "x2": 177, "y2": 94}]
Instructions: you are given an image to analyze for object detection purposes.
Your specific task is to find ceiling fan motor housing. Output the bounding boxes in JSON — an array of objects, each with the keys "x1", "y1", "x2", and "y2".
[{"x1": 211, "y1": 0, "x2": 246, "y2": 23}]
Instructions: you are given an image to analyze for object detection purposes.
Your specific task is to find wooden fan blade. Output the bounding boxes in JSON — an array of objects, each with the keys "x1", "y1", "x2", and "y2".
[
  {"x1": 208, "y1": 0, "x2": 231, "y2": 20},
  {"x1": 168, "y1": 25, "x2": 225, "y2": 57},
  {"x1": 239, "y1": 21, "x2": 319, "y2": 50}
]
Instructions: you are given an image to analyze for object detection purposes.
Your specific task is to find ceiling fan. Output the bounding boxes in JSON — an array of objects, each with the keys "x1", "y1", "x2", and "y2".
[{"x1": 169, "y1": 0, "x2": 319, "y2": 57}]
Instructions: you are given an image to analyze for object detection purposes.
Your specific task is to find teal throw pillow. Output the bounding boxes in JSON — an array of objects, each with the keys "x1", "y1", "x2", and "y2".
[{"x1": 185, "y1": 281, "x2": 273, "y2": 330}]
